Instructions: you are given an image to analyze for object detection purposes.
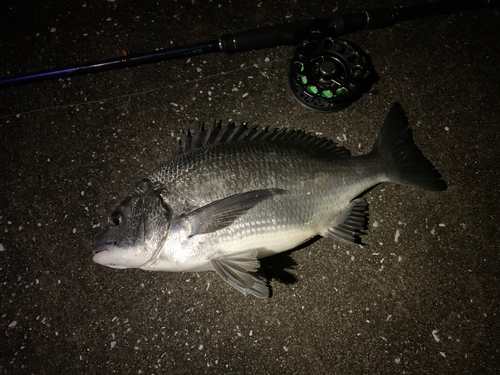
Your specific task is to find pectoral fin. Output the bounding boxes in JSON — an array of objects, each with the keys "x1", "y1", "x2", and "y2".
[
  {"x1": 186, "y1": 188, "x2": 286, "y2": 237},
  {"x1": 210, "y1": 249, "x2": 270, "y2": 298},
  {"x1": 323, "y1": 198, "x2": 369, "y2": 244}
]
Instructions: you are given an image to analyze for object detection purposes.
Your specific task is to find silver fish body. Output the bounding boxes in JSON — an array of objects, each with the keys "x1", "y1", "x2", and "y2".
[
  {"x1": 92, "y1": 103, "x2": 446, "y2": 297},
  {"x1": 146, "y1": 143, "x2": 375, "y2": 268}
]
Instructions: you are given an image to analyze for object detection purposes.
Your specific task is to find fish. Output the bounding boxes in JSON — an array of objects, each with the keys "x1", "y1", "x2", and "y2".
[{"x1": 92, "y1": 103, "x2": 446, "y2": 298}]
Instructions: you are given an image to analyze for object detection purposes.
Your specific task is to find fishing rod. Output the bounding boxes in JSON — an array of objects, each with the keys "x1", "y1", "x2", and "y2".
[{"x1": 1, "y1": 0, "x2": 497, "y2": 111}]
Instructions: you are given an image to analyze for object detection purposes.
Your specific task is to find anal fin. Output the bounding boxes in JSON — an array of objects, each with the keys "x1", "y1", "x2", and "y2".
[
  {"x1": 210, "y1": 249, "x2": 270, "y2": 298},
  {"x1": 323, "y1": 198, "x2": 368, "y2": 244}
]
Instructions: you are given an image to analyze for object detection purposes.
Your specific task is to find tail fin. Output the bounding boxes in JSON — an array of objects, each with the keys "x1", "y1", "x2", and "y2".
[{"x1": 372, "y1": 103, "x2": 447, "y2": 191}]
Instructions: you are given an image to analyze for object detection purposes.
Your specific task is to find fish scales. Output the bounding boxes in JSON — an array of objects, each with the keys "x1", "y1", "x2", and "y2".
[
  {"x1": 151, "y1": 141, "x2": 366, "y2": 207},
  {"x1": 92, "y1": 104, "x2": 446, "y2": 298},
  {"x1": 150, "y1": 142, "x2": 377, "y2": 249}
]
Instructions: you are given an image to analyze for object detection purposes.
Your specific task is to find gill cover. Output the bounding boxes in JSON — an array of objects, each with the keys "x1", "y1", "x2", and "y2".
[{"x1": 92, "y1": 179, "x2": 171, "y2": 268}]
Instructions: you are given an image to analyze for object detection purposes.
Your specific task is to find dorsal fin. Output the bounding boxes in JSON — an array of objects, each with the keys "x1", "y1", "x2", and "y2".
[{"x1": 176, "y1": 122, "x2": 351, "y2": 158}]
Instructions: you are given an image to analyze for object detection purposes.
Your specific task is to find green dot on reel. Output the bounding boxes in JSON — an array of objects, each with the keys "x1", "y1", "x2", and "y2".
[
  {"x1": 321, "y1": 90, "x2": 333, "y2": 98},
  {"x1": 307, "y1": 85, "x2": 318, "y2": 95},
  {"x1": 298, "y1": 75, "x2": 308, "y2": 85},
  {"x1": 335, "y1": 87, "x2": 347, "y2": 96}
]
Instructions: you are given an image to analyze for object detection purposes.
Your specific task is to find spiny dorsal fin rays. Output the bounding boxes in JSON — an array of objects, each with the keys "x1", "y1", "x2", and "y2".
[{"x1": 176, "y1": 122, "x2": 351, "y2": 158}]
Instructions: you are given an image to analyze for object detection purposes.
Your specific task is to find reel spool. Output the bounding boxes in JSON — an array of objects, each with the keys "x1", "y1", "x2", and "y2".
[{"x1": 288, "y1": 38, "x2": 375, "y2": 112}]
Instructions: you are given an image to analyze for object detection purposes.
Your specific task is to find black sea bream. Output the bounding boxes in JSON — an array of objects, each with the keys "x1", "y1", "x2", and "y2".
[{"x1": 92, "y1": 103, "x2": 446, "y2": 298}]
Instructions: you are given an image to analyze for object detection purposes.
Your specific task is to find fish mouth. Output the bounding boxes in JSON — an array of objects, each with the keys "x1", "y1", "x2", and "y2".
[
  {"x1": 91, "y1": 242, "x2": 134, "y2": 269},
  {"x1": 92, "y1": 242, "x2": 115, "y2": 255}
]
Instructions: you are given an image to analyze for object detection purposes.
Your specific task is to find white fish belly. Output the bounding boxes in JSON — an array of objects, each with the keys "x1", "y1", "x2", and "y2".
[{"x1": 217, "y1": 227, "x2": 317, "y2": 259}]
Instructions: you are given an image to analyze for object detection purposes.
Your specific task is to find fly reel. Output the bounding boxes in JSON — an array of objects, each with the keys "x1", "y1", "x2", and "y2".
[{"x1": 288, "y1": 38, "x2": 376, "y2": 112}]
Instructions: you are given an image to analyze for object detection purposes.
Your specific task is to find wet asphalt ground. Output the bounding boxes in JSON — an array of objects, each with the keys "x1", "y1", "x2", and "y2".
[{"x1": 1, "y1": 0, "x2": 499, "y2": 374}]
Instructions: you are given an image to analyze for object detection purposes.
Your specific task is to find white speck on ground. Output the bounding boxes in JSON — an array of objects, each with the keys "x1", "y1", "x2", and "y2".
[
  {"x1": 394, "y1": 229, "x2": 400, "y2": 242},
  {"x1": 8, "y1": 320, "x2": 17, "y2": 328},
  {"x1": 336, "y1": 134, "x2": 347, "y2": 142},
  {"x1": 432, "y1": 329, "x2": 440, "y2": 342},
  {"x1": 0, "y1": 244, "x2": 4, "y2": 251}
]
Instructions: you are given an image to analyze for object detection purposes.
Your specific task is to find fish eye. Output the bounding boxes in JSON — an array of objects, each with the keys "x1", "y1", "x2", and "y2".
[{"x1": 111, "y1": 212, "x2": 124, "y2": 226}]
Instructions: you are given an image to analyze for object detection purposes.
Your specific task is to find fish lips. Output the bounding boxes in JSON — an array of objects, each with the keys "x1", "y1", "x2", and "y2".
[
  {"x1": 92, "y1": 241, "x2": 152, "y2": 269},
  {"x1": 92, "y1": 243, "x2": 129, "y2": 269},
  {"x1": 92, "y1": 242, "x2": 111, "y2": 255}
]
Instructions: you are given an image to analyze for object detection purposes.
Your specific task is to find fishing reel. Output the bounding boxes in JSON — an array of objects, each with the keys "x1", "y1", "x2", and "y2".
[{"x1": 288, "y1": 38, "x2": 376, "y2": 112}]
